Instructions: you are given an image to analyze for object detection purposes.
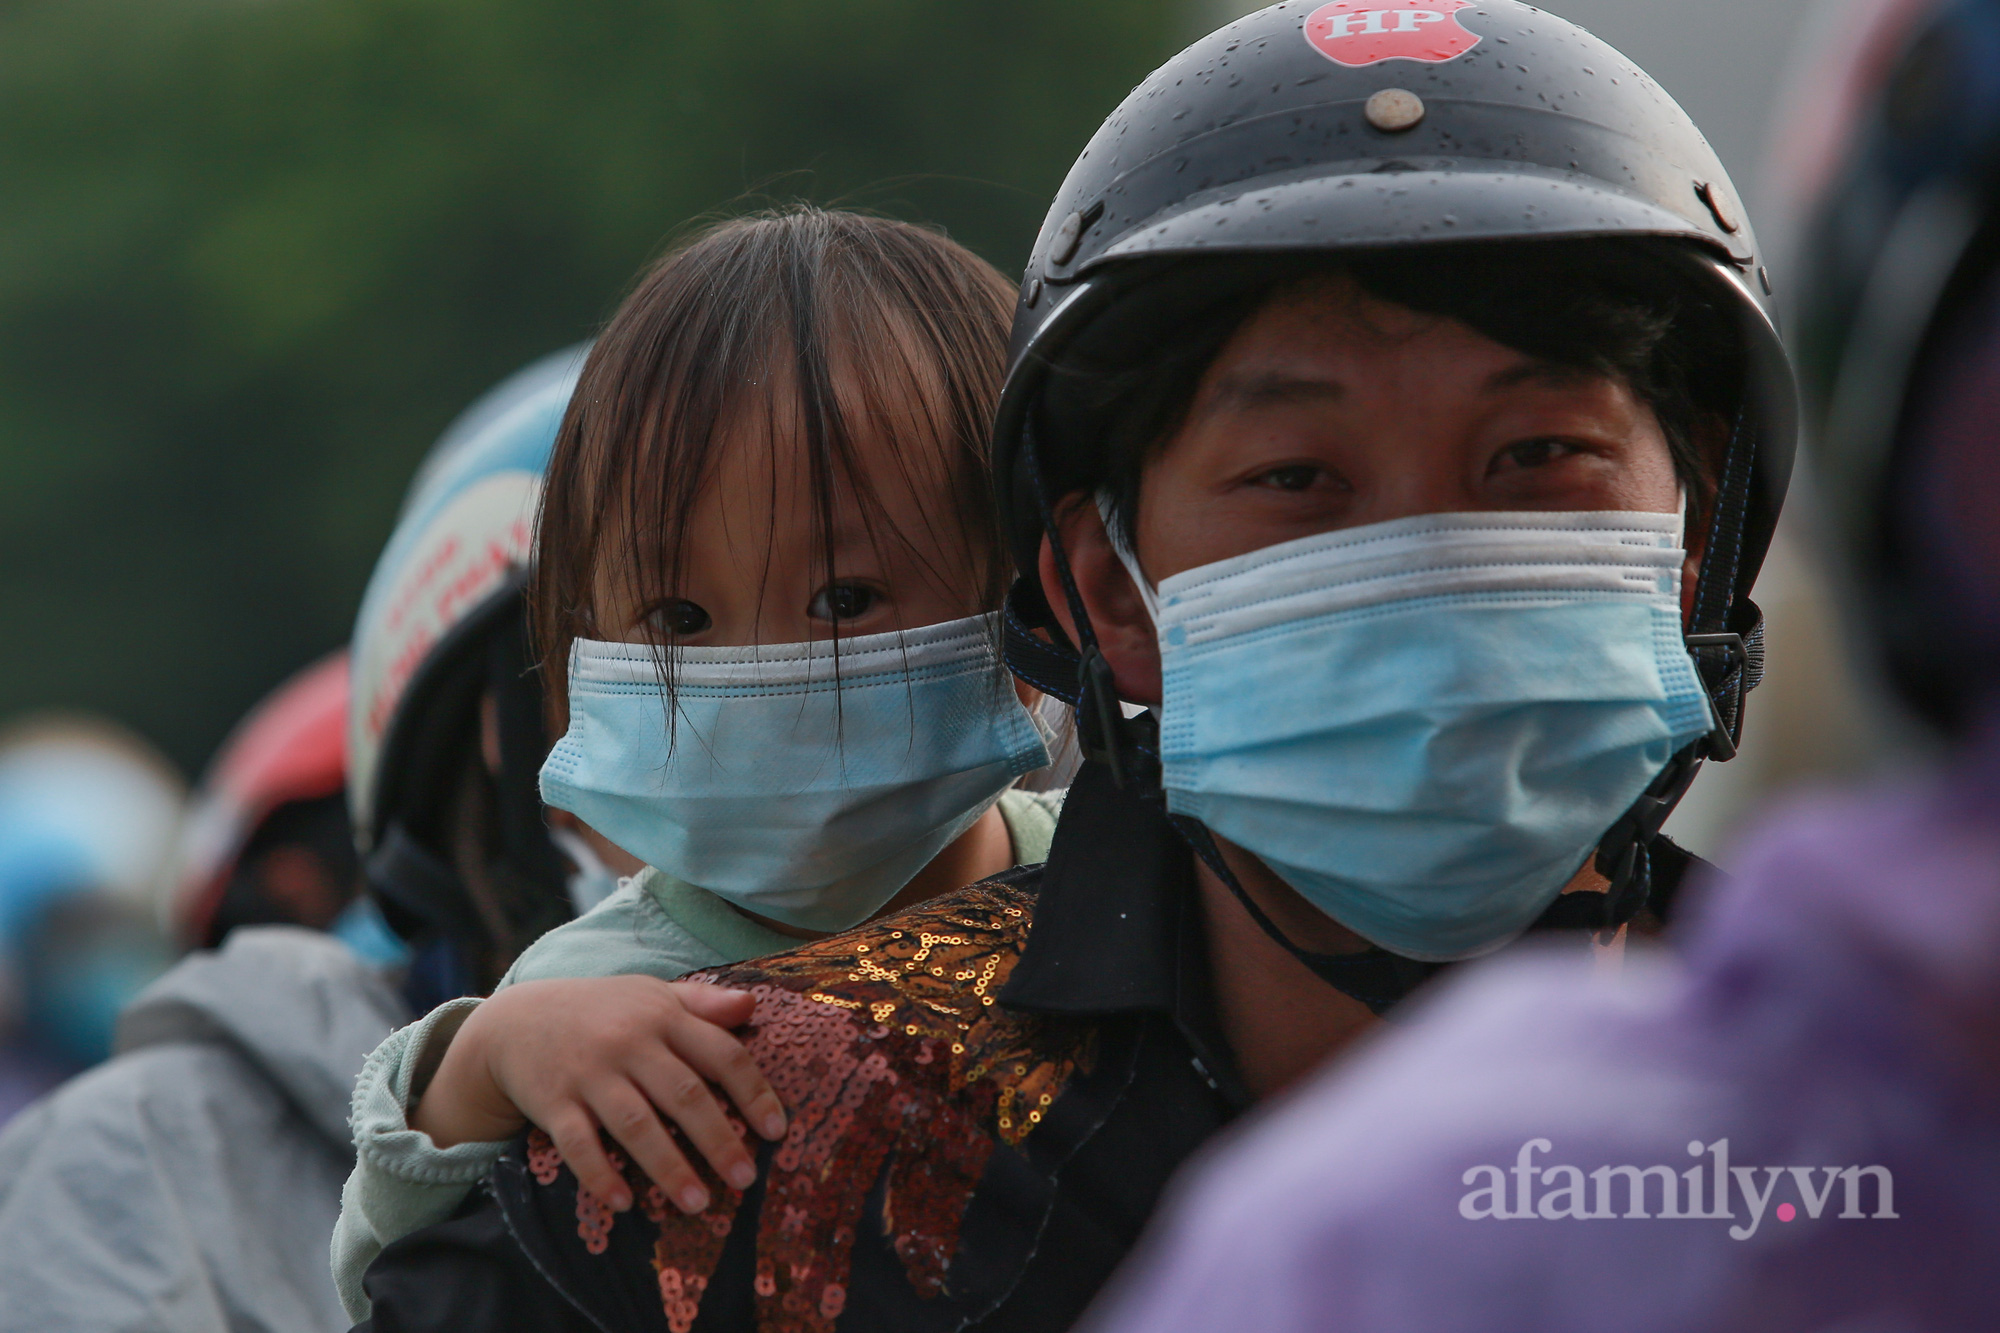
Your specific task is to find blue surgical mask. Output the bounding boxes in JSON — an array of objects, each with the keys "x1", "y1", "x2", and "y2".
[
  {"x1": 540, "y1": 614, "x2": 1051, "y2": 934},
  {"x1": 330, "y1": 895, "x2": 413, "y2": 972},
  {"x1": 1108, "y1": 506, "x2": 1712, "y2": 962}
]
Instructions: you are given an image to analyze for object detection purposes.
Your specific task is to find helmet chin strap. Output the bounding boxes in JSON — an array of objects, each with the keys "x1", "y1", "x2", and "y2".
[
  {"x1": 1168, "y1": 792, "x2": 1441, "y2": 1016},
  {"x1": 1019, "y1": 428, "x2": 1156, "y2": 790},
  {"x1": 1026, "y1": 448, "x2": 1438, "y2": 1013}
]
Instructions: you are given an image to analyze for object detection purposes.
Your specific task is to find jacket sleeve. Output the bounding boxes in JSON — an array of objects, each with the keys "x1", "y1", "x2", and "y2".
[
  {"x1": 0, "y1": 1041, "x2": 358, "y2": 1333},
  {"x1": 334, "y1": 996, "x2": 508, "y2": 1322},
  {"x1": 334, "y1": 882, "x2": 737, "y2": 1321},
  {"x1": 352, "y1": 1189, "x2": 600, "y2": 1333}
]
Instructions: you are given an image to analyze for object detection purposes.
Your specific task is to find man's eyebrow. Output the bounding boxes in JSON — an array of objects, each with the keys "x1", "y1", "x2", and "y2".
[
  {"x1": 1205, "y1": 370, "x2": 1346, "y2": 412},
  {"x1": 1483, "y1": 360, "x2": 1603, "y2": 392}
]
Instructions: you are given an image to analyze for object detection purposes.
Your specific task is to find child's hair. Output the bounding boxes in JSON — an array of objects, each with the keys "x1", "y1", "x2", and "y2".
[{"x1": 531, "y1": 206, "x2": 1017, "y2": 719}]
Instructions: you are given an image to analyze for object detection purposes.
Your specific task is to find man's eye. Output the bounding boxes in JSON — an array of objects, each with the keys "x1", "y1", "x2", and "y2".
[
  {"x1": 809, "y1": 583, "x2": 880, "y2": 623},
  {"x1": 1494, "y1": 439, "x2": 1582, "y2": 472},
  {"x1": 1250, "y1": 464, "x2": 1324, "y2": 492},
  {"x1": 645, "y1": 599, "x2": 712, "y2": 637}
]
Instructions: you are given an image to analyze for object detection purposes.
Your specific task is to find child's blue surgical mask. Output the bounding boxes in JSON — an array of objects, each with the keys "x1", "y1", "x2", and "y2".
[
  {"x1": 1104, "y1": 503, "x2": 1711, "y2": 962},
  {"x1": 540, "y1": 614, "x2": 1051, "y2": 934}
]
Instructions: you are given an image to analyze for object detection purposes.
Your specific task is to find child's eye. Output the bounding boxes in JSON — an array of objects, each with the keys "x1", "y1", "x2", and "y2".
[
  {"x1": 644, "y1": 599, "x2": 712, "y2": 638},
  {"x1": 808, "y1": 583, "x2": 880, "y2": 623},
  {"x1": 1249, "y1": 463, "x2": 1329, "y2": 492},
  {"x1": 1491, "y1": 438, "x2": 1585, "y2": 473}
]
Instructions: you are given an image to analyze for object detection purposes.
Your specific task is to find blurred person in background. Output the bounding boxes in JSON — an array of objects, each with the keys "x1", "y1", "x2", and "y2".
[
  {"x1": 1077, "y1": 1, "x2": 2000, "y2": 1329},
  {"x1": 166, "y1": 650, "x2": 394, "y2": 957},
  {"x1": 347, "y1": 346, "x2": 612, "y2": 1015},
  {"x1": 338, "y1": 344, "x2": 665, "y2": 1308},
  {"x1": 0, "y1": 652, "x2": 407, "y2": 1332},
  {"x1": 0, "y1": 716, "x2": 183, "y2": 1122},
  {"x1": 0, "y1": 347, "x2": 594, "y2": 1332}
]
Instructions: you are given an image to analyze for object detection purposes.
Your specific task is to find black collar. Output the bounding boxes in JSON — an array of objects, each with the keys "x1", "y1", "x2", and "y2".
[{"x1": 1000, "y1": 761, "x2": 1251, "y2": 1107}]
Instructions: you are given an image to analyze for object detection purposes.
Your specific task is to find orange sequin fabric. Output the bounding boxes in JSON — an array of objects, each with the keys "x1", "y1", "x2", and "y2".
[{"x1": 522, "y1": 877, "x2": 1089, "y2": 1333}]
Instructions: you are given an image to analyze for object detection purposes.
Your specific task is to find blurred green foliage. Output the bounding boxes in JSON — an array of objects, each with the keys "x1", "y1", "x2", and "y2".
[{"x1": 0, "y1": 0, "x2": 1192, "y2": 774}]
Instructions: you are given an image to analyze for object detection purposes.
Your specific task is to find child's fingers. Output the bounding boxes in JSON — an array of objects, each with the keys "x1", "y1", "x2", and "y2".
[
  {"x1": 662, "y1": 1010, "x2": 787, "y2": 1142},
  {"x1": 542, "y1": 1106, "x2": 635, "y2": 1214},
  {"x1": 586, "y1": 1080, "x2": 714, "y2": 1214},
  {"x1": 629, "y1": 1048, "x2": 759, "y2": 1193},
  {"x1": 670, "y1": 983, "x2": 757, "y2": 1029}
]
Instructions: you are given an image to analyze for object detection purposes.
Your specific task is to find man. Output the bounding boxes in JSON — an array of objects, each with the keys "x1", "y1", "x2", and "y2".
[
  {"x1": 352, "y1": 4, "x2": 1793, "y2": 1329},
  {"x1": 1080, "y1": 0, "x2": 2000, "y2": 1328}
]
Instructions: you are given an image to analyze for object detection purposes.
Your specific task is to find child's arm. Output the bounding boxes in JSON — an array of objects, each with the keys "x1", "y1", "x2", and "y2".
[
  {"x1": 412, "y1": 976, "x2": 787, "y2": 1215},
  {"x1": 331, "y1": 979, "x2": 785, "y2": 1322},
  {"x1": 334, "y1": 1000, "x2": 499, "y2": 1321}
]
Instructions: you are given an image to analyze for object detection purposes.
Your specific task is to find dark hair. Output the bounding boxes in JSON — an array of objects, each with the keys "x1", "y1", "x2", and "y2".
[
  {"x1": 206, "y1": 793, "x2": 358, "y2": 946},
  {"x1": 532, "y1": 206, "x2": 1016, "y2": 721},
  {"x1": 1074, "y1": 239, "x2": 1740, "y2": 545}
]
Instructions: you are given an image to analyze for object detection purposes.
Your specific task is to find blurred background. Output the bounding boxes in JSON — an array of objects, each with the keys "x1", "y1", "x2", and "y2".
[{"x1": 0, "y1": 0, "x2": 1890, "y2": 1089}]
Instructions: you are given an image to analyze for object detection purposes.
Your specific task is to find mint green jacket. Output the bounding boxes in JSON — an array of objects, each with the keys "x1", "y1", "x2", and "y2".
[{"x1": 331, "y1": 788, "x2": 1062, "y2": 1321}]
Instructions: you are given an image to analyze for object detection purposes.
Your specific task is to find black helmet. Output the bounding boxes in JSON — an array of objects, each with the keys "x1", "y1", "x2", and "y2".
[
  {"x1": 993, "y1": 0, "x2": 1798, "y2": 956},
  {"x1": 1782, "y1": 0, "x2": 2000, "y2": 731}
]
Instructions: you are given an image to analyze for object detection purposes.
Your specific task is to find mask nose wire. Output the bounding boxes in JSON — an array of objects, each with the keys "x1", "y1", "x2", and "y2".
[
  {"x1": 1100, "y1": 495, "x2": 1691, "y2": 626},
  {"x1": 1096, "y1": 490, "x2": 1161, "y2": 625}
]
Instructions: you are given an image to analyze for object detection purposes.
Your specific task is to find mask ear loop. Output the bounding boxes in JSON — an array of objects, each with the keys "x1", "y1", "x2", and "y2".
[
  {"x1": 1095, "y1": 491, "x2": 1161, "y2": 624},
  {"x1": 1092, "y1": 487, "x2": 1441, "y2": 1013},
  {"x1": 1569, "y1": 428, "x2": 1758, "y2": 936},
  {"x1": 1020, "y1": 425, "x2": 1153, "y2": 790},
  {"x1": 1170, "y1": 811, "x2": 1442, "y2": 1015}
]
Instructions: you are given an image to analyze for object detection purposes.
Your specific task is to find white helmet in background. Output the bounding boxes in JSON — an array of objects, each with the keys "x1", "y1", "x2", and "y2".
[{"x1": 347, "y1": 347, "x2": 582, "y2": 1002}]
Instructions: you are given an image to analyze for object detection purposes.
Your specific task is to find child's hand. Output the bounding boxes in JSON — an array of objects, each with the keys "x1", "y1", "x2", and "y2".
[{"x1": 410, "y1": 976, "x2": 785, "y2": 1215}]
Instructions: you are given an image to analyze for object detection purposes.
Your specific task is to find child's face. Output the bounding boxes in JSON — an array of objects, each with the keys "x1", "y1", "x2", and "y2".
[
  {"x1": 1135, "y1": 273, "x2": 1688, "y2": 585},
  {"x1": 592, "y1": 366, "x2": 987, "y2": 648}
]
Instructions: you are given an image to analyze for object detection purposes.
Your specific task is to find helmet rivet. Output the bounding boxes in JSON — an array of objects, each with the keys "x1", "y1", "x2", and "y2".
[
  {"x1": 1049, "y1": 212, "x2": 1087, "y2": 266},
  {"x1": 1025, "y1": 276, "x2": 1044, "y2": 308},
  {"x1": 1694, "y1": 180, "x2": 1739, "y2": 234},
  {"x1": 1364, "y1": 88, "x2": 1425, "y2": 133}
]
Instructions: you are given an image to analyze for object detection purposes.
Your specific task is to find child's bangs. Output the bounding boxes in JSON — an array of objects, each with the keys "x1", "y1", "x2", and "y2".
[{"x1": 531, "y1": 207, "x2": 1016, "y2": 724}]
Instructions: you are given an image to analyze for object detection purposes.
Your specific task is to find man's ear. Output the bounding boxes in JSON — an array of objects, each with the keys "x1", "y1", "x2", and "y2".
[{"x1": 1038, "y1": 494, "x2": 1163, "y2": 706}]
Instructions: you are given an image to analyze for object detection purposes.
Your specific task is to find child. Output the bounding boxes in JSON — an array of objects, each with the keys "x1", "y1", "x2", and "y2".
[{"x1": 333, "y1": 207, "x2": 1065, "y2": 1319}]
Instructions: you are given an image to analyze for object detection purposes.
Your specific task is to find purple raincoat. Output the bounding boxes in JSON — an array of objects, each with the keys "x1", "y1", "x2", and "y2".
[{"x1": 1084, "y1": 725, "x2": 2000, "y2": 1332}]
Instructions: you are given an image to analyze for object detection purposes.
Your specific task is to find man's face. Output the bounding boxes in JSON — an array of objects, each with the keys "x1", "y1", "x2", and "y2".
[
  {"x1": 1138, "y1": 274, "x2": 1684, "y2": 579},
  {"x1": 1047, "y1": 274, "x2": 1695, "y2": 704}
]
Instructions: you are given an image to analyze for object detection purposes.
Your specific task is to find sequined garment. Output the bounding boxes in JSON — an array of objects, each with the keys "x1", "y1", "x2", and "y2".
[{"x1": 517, "y1": 877, "x2": 1091, "y2": 1333}]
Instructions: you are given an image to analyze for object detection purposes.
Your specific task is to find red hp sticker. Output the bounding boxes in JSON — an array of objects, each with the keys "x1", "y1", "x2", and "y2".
[{"x1": 1303, "y1": 0, "x2": 1482, "y2": 66}]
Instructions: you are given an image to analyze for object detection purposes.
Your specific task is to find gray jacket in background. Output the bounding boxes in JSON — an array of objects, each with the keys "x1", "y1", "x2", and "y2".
[{"x1": 0, "y1": 926, "x2": 406, "y2": 1333}]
